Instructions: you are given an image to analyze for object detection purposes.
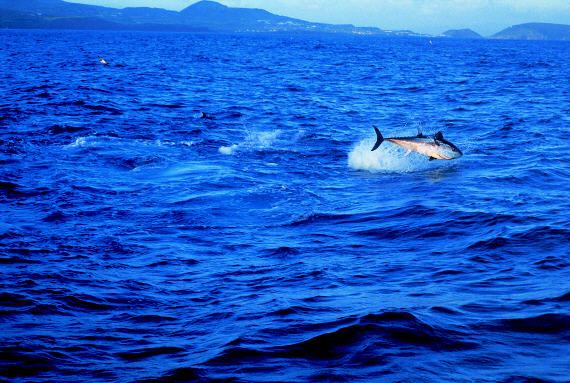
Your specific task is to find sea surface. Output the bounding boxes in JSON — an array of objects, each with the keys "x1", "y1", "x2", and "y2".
[{"x1": 1, "y1": 30, "x2": 569, "y2": 382}]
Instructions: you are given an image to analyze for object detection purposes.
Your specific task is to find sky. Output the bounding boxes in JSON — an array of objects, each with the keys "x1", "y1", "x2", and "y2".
[{"x1": 66, "y1": 0, "x2": 570, "y2": 36}]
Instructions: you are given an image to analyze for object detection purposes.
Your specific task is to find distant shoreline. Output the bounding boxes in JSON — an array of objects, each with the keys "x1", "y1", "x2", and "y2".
[
  {"x1": 2, "y1": 28, "x2": 570, "y2": 43},
  {"x1": 1, "y1": 0, "x2": 569, "y2": 40}
]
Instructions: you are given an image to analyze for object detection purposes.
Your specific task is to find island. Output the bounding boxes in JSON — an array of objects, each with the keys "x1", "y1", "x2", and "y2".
[
  {"x1": 442, "y1": 29, "x2": 482, "y2": 39},
  {"x1": 492, "y1": 23, "x2": 570, "y2": 41}
]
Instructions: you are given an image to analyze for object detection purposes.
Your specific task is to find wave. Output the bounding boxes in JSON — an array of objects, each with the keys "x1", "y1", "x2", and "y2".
[
  {"x1": 206, "y1": 310, "x2": 478, "y2": 366},
  {"x1": 466, "y1": 226, "x2": 570, "y2": 255},
  {"x1": 60, "y1": 294, "x2": 112, "y2": 311},
  {"x1": 523, "y1": 291, "x2": 570, "y2": 306}
]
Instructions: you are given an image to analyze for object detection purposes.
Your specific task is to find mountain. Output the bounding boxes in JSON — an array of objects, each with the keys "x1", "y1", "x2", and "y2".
[
  {"x1": 0, "y1": 0, "x2": 384, "y2": 34},
  {"x1": 1, "y1": 0, "x2": 569, "y2": 40},
  {"x1": 492, "y1": 23, "x2": 570, "y2": 41},
  {"x1": 442, "y1": 29, "x2": 482, "y2": 39}
]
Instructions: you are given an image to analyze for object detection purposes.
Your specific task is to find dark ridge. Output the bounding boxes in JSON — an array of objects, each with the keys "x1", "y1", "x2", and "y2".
[
  {"x1": 430, "y1": 306, "x2": 461, "y2": 315},
  {"x1": 207, "y1": 311, "x2": 478, "y2": 366},
  {"x1": 147, "y1": 103, "x2": 185, "y2": 109},
  {"x1": 0, "y1": 181, "x2": 18, "y2": 191},
  {"x1": 553, "y1": 292, "x2": 570, "y2": 302},
  {"x1": 206, "y1": 346, "x2": 268, "y2": 365},
  {"x1": 523, "y1": 291, "x2": 570, "y2": 306},
  {"x1": 120, "y1": 314, "x2": 178, "y2": 324},
  {"x1": 0, "y1": 293, "x2": 35, "y2": 308},
  {"x1": 46, "y1": 124, "x2": 88, "y2": 135},
  {"x1": 116, "y1": 346, "x2": 185, "y2": 361},
  {"x1": 43, "y1": 211, "x2": 68, "y2": 223},
  {"x1": 384, "y1": 204, "x2": 438, "y2": 219},
  {"x1": 82, "y1": 103, "x2": 122, "y2": 114},
  {"x1": 268, "y1": 305, "x2": 331, "y2": 317},
  {"x1": 0, "y1": 181, "x2": 51, "y2": 198},
  {"x1": 60, "y1": 295, "x2": 112, "y2": 311},
  {"x1": 147, "y1": 259, "x2": 200, "y2": 268},
  {"x1": 499, "y1": 314, "x2": 570, "y2": 335},
  {"x1": 466, "y1": 226, "x2": 570, "y2": 253},
  {"x1": 467, "y1": 236, "x2": 509, "y2": 250},
  {"x1": 0, "y1": 257, "x2": 40, "y2": 264},
  {"x1": 5, "y1": 248, "x2": 50, "y2": 256},
  {"x1": 517, "y1": 226, "x2": 570, "y2": 242},
  {"x1": 451, "y1": 210, "x2": 527, "y2": 227},
  {"x1": 284, "y1": 314, "x2": 475, "y2": 357},
  {"x1": 355, "y1": 226, "x2": 411, "y2": 240},
  {"x1": 499, "y1": 376, "x2": 556, "y2": 383},
  {"x1": 433, "y1": 269, "x2": 464, "y2": 277},
  {"x1": 136, "y1": 367, "x2": 231, "y2": 383},
  {"x1": 0, "y1": 345, "x2": 57, "y2": 378},
  {"x1": 361, "y1": 311, "x2": 418, "y2": 322},
  {"x1": 262, "y1": 246, "x2": 301, "y2": 257},
  {"x1": 287, "y1": 212, "x2": 354, "y2": 227},
  {"x1": 80, "y1": 335, "x2": 124, "y2": 342},
  {"x1": 274, "y1": 324, "x2": 381, "y2": 360},
  {"x1": 28, "y1": 303, "x2": 63, "y2": 315},
  {"x1": 534, "y1": 256, "x2": 568, "y2": 271},
  {"x1": 118, "y1": 155, "x2": 164, "y2": 171}
]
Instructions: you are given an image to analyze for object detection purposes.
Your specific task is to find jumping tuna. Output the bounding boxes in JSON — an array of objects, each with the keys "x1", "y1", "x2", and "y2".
[{"x1": 371, "y1": 126, "x2": 462, "y2": 161}]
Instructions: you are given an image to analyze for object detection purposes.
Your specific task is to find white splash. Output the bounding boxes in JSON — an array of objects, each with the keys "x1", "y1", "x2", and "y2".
[
  {"x1": 65, "y1": 136, "x2": 115, "y2": 148},
  {"x1": 219, "y1": 129, "x2": 282, "y2": 156},
  {"x1": 66, "y1": 136, "x2": 194, "y2": 149},
  {"x1": 348, "y1": 138, "x2": 434, "y2": 173},
  {"x1": 219, "y1": 144, "x2": 239, "y2": 155}
]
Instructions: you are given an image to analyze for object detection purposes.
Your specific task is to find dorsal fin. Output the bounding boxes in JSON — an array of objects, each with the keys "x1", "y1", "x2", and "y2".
[
  {"x1": 417, "y1": 126, "x2": 423, "y2": 137},
  {"x1": 435, "y1": 131, "x2": 444, "y2": 140}
]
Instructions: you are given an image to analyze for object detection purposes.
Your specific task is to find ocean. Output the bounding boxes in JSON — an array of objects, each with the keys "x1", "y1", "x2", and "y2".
[{"x1": 1, "y1": 30, "x2": 569, "y2": 382}]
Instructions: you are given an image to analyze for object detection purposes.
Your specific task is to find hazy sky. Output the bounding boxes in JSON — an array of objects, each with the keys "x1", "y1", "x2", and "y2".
[{"x1": 66, "y1": 0, "x2": 570, "y2": 36}]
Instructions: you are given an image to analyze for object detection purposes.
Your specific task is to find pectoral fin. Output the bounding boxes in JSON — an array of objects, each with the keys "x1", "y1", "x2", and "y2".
[
  {"x1": 404, "y1": 149, "x2": 412, "y2": 157},
  {"x1": 429, "y1": 157, "x2": 436, "y2": 161}
]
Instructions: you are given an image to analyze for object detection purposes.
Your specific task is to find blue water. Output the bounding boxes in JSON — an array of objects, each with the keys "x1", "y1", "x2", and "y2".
[{"x1": 1, "y1": 30, "x2": 569, "y2": 382}]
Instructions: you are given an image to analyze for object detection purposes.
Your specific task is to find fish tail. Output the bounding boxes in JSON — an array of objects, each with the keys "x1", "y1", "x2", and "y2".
[{"x1": 371, "y1": 126, "x2": 384, "y2": 151}]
